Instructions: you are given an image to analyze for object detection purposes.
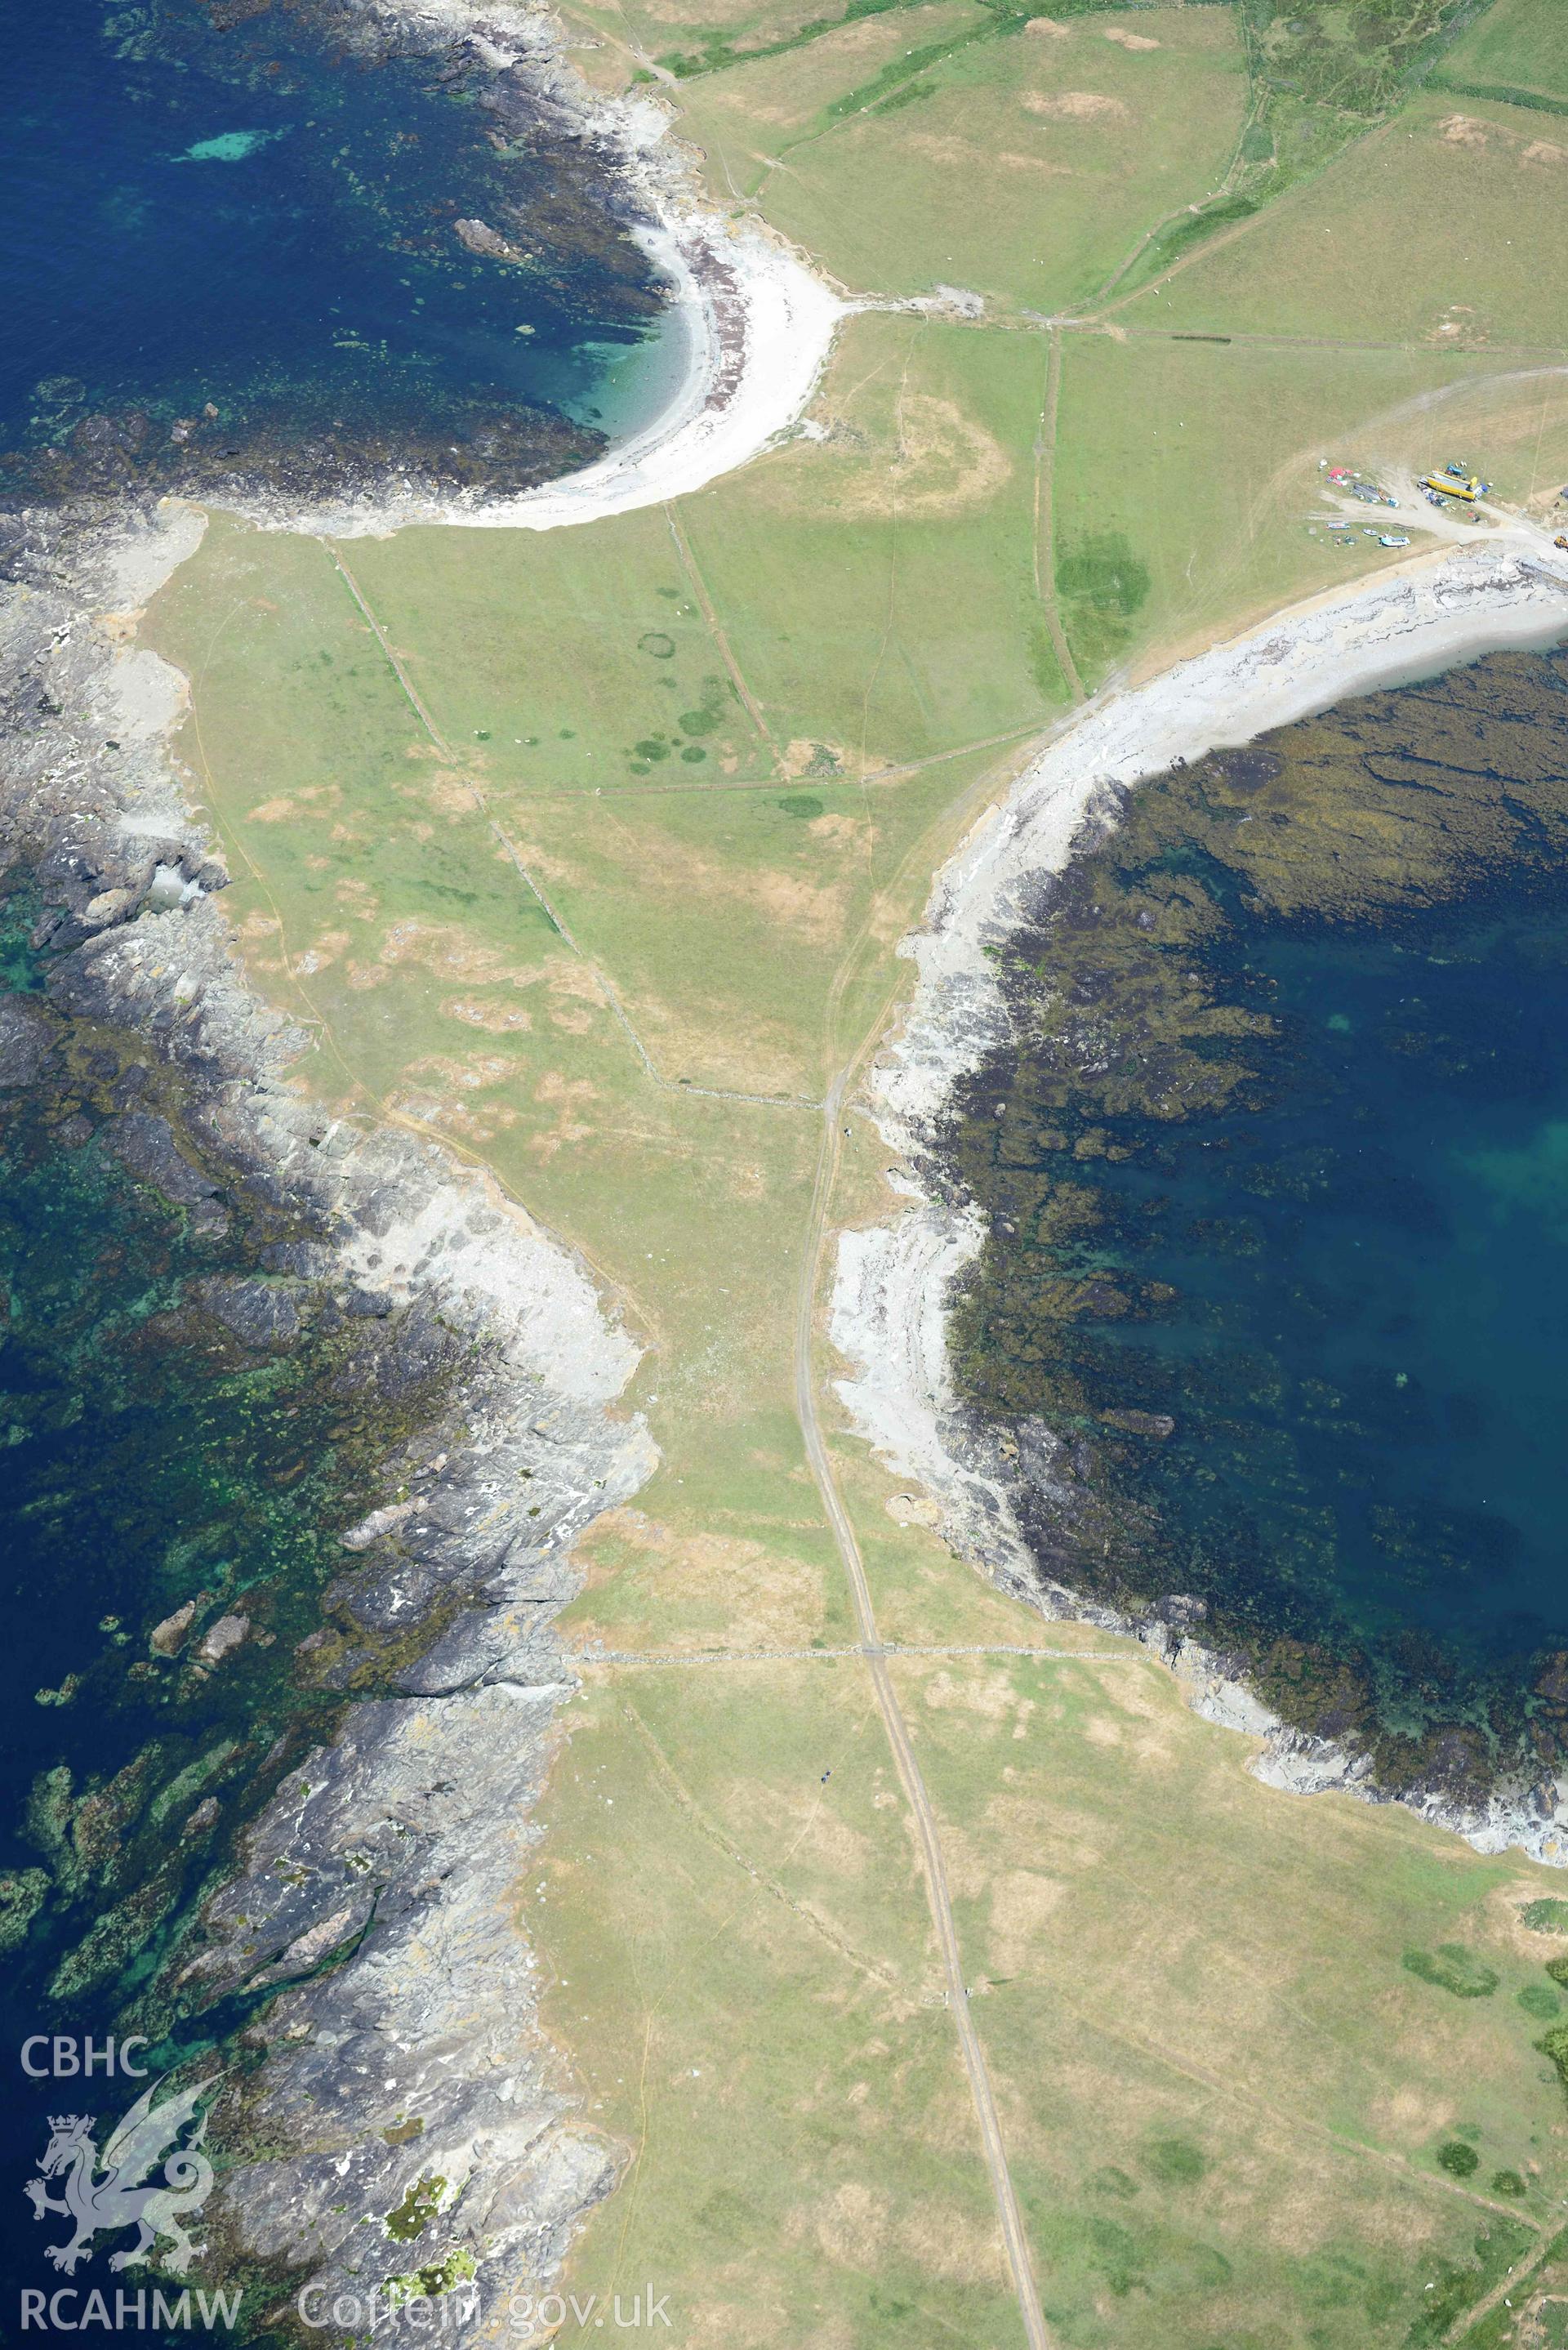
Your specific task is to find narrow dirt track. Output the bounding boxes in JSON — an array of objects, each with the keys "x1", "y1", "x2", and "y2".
[{"x1": 793, "y1": 1072, "x2": 1053, "y2": 2350}]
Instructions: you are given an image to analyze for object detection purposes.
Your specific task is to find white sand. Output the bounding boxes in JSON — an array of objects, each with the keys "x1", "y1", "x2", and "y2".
[
  {"x1": 880, "y1": 538, "x2": 1568, "y2": 1154},
  {"x1": 263, "y1": 1, "x2": 845, "y2": 540},
  {"x1": 839, "y1": 542, "x2": 1568, "y2": 1509},
  {"x1": 281, "y1": 214, "x2": 843, "y2": 541},
  {"x1": 831, "y1": 538, "x2": 1568, "y2": 1860},
  {"x1": 479, "y1": 221, "x2": 843, "y2": 533}
]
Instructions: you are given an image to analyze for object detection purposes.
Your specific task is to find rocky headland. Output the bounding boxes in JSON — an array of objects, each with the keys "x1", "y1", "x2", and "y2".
[
  {"x1": 2, "y1": 482, "x2": 653, "y2": 2332},
  {"x1": 0, "y1": 0, "x2": 847, "y2": 2325},
  {"x1": 3, "y1": 0, "x2": 668, "y2": 515}
]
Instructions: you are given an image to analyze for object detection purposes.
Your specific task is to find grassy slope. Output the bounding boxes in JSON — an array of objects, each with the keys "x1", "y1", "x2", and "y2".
[
  {"x1": 678, "y1": 6, "x2": 1248, "y2": 307},
  {"x1": 1123, "y1": 87, "x2": 1568, "y2": 348},
  {"x1": 1050, "y1": 338, "x2": 1505, "y2": 679},
  {"x1": 1435, "y1": 0, "x2": 1568, "y2": 105},
  {"x1": 140, "y1": 5, "x2": 1568, "y2": 2339},
  {"x1": 902, "y1": 1638, "x2": 1564, "y2": 2350},
  {"x1": 681, "y1": 314, "x2": 1063, "y2": 756},
  {"x1": 559, "y1": 0, "x2": 915, "y2": 85},
  {"x1": 148, "y1": 314, "x2": 1062, "y2": 1660},
  {"x1": 668, "y1": 0, "x2": 991, "y2": 180},
  {"x1": 538, "y1": 1560, "x2": 1568, "y2": 2349}
]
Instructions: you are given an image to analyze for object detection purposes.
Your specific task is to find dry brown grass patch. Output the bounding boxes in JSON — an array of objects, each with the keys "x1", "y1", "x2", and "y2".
[
  {"x1": 359, "y1": 917, "x2": 564, "y2": 994},
  {"x1": 982, "y1": 1784, "x2": 1107, "y2": 1872},
  {"x1": 419, "y1": 768, "x2": 483, "y2": 820},
  {"x1": 801, "y1": 2181, "x2": 891, "y2": 2268},
  {"x1": 526, "y1": 1070, "x2": 599, "y2": 1158},
  {"x1": 248, "y1": 782, "x2": 343, "y2": 824},
  {"x1": 439, "y1": 997, "x2": 534, "y2": 1032},
  {"x1": 1022, "y1": 89, "x2": 1130, "y2": 120},
  {"x1": 617, "y1": 828, "x2": 851, "y2": 948},
  {"x1": 568, "y1": 1507, "x2": 827, "y2": 1650},
  {"x1": 884, "y1": 1491, "x2": 942, "y2": 1527},
  {"x1": 988, "y1": 1867, "x2": 1067, "y2": 1973},
  {"x1": 794, "y1": 391, "x2": 1013, "y2": 520},
  {"x1": 918, "y1": 1663, "x2": 1036, "y2": 1731},
  {"x1": 294, "y1": 928, "x2": 352, "y2": 976},
  {"x1": 1439, "y1": 112, "x2": 1490, "y2": 146},
  {"x1": 1366, "y1": 2083, "x2": 1458, "y2": 2147}
]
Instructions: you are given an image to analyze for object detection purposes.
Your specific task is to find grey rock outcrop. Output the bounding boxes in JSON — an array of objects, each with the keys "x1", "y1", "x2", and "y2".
[
  {"x1": 194, "y1": 1613, "x2": 252, "y2": 1669},
  {"x1": 0, "y1": 994, "x2": 57, "y2": 1086},
  {"x1": 0, "y1": 489, "x2": 657, "y2": 2330}
]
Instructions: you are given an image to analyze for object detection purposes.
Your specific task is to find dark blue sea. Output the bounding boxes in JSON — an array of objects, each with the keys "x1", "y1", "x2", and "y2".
[
  {"x1": 0, "y1": 3, "x2": 683, "y2": 2336},
  {"x1": 0, "y1": 0, "x2": 684, "y2": 499},
  {"x1": 951, "y1": 640, "x2": 1568, "y2": 1792}
]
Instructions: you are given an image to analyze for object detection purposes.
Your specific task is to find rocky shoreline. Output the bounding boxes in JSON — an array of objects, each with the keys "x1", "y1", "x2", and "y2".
[
  {"x1": 37, "y1": 0, "x2": 842, "y2": 547},
  {"x1": 3, "y1": 0, "x2": 671, "y2": 516},
  {"x1": 0, "y1": 0, "x2": 840, "y2": 2327},
  {"x1": 2, "y1": 493, "x2": 653, "y2": 2330},
  {"x1": 234, "y1": 8, "x2": 842, "y2": 542},
  {"x1": 832, "y1": 542, "x2": 1568, "y2": 1872}
]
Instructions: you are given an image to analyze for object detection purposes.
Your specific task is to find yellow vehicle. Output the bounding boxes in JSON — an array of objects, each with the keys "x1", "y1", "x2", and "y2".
[{"x1": 1422, "y1": 472, "x2": 1478, "y2": 500}]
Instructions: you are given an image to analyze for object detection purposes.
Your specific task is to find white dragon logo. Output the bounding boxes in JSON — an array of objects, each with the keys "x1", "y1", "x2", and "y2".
[{"x1": 24, "y1": 2079, "x2": 215, "y2": 2276}]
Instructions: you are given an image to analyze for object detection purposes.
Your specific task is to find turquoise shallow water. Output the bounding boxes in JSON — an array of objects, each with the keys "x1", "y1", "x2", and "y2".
[
  {"x1": 0, "y1": 0, "x2": 677, "y2": 497},
  {"x1": 949, "y1": 640, "x2": 1568, "y2": 1785}
]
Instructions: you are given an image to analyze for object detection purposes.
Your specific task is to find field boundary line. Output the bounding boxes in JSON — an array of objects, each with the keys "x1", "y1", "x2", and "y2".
[
  {"x1": 580, "y1": 1641, "x2": 1139, "y2": 1666},
  {"x1": 324, "y1": 541, "x2": 455, "y2": 752},
  {"x1": 323, "y1": 541, "x2": 820, "y2": 1114},
  {"x1": 663, "y1": 506, "x2": 782, "y2": 756},
  {"x1": 795, "y1": 1068, "x2": 1054, "y2": 2350},
  {"x1": 1051, "y1": 1996, "x2": 1549, "y2": 2238},
  {"x1": 621, "y1": 1699, "x2": 901, "y2": 1987},
  {"x1": 1446, "y1": 2225, "x2": 1567, "y2": 2345},
  {"x1": 514, "y1": 720, "x2": 1045, "y2": 800},
  {"x1": 1036, "y1": 328, "x2": 1083, "y2": 703},
  {"x1": 1086, "y1": 116, "x2": 1401, "y2": 329},
  {"x1": 1102, "y1": 323, "x2": 1568, "y2": 360}
]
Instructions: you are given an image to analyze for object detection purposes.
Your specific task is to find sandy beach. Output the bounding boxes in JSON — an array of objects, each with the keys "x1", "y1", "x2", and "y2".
[
  {"x1": 278, "y1": 212, "x2": 843, "y2": 541},
  {"x1": 492, "y1": 219, "x2": 843, "y2": 532},
  {"x1": 831, "y1": 535, "x2": 1568, "y2": 1863},
  {"x1": 256, "y1": 0, "x2": 845, "y2": 541}
]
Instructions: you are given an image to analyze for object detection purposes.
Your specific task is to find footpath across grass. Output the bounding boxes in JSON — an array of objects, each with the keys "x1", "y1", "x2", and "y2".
[
  {"x1": 137, "y1": 37, "x2": 1568, "y2": 2332},
  {"x1": 678, "y1": 3, "x2": 1246, "y2": 310}
]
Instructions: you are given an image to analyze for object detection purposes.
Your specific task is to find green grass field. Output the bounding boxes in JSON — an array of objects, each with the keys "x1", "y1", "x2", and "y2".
[
  {"x1": 896, "y1": 1637, "x2": 1568, "y2": 2347},
  {"x1": 130, "y1": 7, "x2": 1568, "y2": 2337},
  {"x1": 147, "y1": 363, "x2": 1568, "y2": 2350},
  {"x1": 531, "y1": 1527, "x2": 1568, "y2": 2349},
  {"x1": 1437, "y1": 0, "x2": 1568, "y2": 109},
  {"x1": 1048, "y1": 337, "x2": 1519, "y2": 683},
  {"x1": 145, "y1": 308, "x2": 1063, "y2": 1631},
  {"x1": 1120, "y1": 87, "x2": 1568, "y2": 351},
  {"x1": 669, "y1": 0, "x2": 989, "y2": 167},
  {"x1": 676, "y1": 4, "x2": 1246, "y2": 308},
  {"x1": 557, "y1": 0, "x2": 947, "y2": 88},
  {"x1": 679, "y1": 314, "x2": 1063, "y2": 755}
]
